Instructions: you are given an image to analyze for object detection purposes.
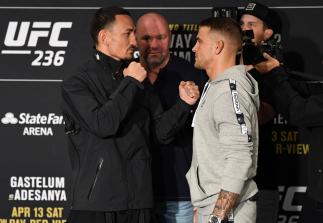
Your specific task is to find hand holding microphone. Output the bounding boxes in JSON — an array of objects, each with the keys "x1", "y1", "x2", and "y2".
[
  {"x1": 123, "y1": 62, "x2": 147, "y2": 83},
  {"x1": 123, "y1": 49, "x2": 147, "y2": 82}
]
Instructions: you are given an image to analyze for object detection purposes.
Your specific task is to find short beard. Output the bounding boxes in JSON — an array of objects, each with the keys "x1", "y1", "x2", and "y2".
[{"x1": 144, "y1": 54, "x2": 166, "y2": 71}]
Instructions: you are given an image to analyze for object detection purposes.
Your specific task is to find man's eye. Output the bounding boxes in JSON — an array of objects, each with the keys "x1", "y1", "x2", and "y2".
[
  {"x1": 157, "y1": 36, "x2": 166, "y2": 40},
  {"x1": 124, "y1": 32, "x2": 131, "y2": 37},
  {"x1": 142, "y1": 36, "x2": 151, "y2": 41}
]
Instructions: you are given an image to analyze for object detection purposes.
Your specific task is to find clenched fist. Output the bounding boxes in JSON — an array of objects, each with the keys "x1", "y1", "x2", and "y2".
[
  {"x1": 179, "y1": 81, "x2": 200, "y2": 105},
  {"x1": 123, "y1": 61, "x2": 147, "y2": 82}
]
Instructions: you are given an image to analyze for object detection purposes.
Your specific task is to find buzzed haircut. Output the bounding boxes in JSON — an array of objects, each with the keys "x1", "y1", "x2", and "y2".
[
  {"x1": 90, "y1": 6, "x2": 131, "y2": 44},
  {"x1": 199, "y1": 17, "x2": 243, "y2": 49}
]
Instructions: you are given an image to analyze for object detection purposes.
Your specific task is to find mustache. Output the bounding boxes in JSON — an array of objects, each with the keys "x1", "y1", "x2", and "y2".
[
  {"x1": 144, "y1": 47, "x2": 162, "y2": 53},
  {"x1": 127, "y1": 45, "x2": 137, "y2": 51},
  {"x1": 146, "y1": 49, "x2": 162, "y2": 54}
]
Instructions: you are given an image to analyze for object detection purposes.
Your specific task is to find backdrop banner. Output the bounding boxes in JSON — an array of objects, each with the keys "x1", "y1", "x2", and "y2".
[{"x1": 0, "y1": 2, "x2": 322, "y2": 223}]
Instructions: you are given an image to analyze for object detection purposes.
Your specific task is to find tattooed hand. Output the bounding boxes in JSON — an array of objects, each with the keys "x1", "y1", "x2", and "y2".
[{"x1": 212, "y1": 190, "x2": 239, "y2": 220}]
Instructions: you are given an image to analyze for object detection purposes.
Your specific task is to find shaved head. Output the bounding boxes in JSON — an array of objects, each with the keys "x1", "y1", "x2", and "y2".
[
  {"x1": 136, "y1": 12, "x2": 171, "y2": 70},
  {"x1": 137, "y1": 12, "x2": 170, "y2": 33}
]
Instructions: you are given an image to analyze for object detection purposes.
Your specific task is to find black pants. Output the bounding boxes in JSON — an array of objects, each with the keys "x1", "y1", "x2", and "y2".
[
  {"x1": 67, "y1": 209, "x2": 155, "y2": 223},
  {"x1": 299, "y1": 195, "x2": 323, "y2": 223}
]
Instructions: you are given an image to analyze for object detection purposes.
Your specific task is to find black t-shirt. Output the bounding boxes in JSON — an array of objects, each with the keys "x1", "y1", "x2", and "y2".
[{"x1": 151, "y1": 55, "x2": 207, "y2": 201}]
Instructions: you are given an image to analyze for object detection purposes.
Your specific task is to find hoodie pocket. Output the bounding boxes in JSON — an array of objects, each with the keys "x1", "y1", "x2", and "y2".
[
  {"x1": 87, "y1": 157, "x2": 104, "y2": 200},
  {"x1": 196, "y1": 166, "x2": 206, "y2": 194}
]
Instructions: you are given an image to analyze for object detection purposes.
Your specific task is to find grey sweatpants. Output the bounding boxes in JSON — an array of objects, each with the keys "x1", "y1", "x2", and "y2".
[{"x1": 196, "y1": 200, "x2": 257, "y2": 223}]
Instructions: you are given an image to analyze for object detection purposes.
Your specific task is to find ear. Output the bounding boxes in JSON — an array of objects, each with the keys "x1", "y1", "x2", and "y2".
[
  {"x1": 215, "y1": 40, "x2": 224, "y2": 54},
  {"x1": 98, "y1": 29, "x2": 110, "y2": 45},
  {"x1": 264, "y1": 28, "x2": 273, "y2": 40}
]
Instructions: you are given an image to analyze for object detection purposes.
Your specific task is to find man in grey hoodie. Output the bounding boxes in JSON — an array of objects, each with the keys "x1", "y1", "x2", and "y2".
[{"x1": 186, "y1": 17, "x2": 260, "y2": 223}]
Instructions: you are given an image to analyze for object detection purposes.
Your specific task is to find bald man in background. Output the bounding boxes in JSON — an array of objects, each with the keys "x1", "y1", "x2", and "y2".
[{"x1": 136, "y1": 13, "x2": 207, "y2": 223}]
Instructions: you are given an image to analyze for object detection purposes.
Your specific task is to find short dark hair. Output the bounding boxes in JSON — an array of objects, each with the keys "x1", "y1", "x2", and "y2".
[
  {"x1": 199, "y1": 17, "x2": 243, "y2": 48},
  {"x1": 90, "y1": 6, "x2": 131, "y2": 44}
]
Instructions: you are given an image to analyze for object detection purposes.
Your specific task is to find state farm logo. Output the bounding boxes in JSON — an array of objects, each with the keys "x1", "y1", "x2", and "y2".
[
  {"x1": 1, "y1": 21, "x2": 72, "y2": 67},
  {"x1": 1, "y1": 112, "x2": 18, "y2": 124},
  {"x1": 1, "y1": 112, "x2": 64, "y2": 136}
]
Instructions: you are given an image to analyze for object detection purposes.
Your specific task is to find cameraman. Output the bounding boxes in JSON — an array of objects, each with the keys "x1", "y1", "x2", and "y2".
[
  {"x1": 255, "y1": 53, "x2": 323, "y2": 223},
  {"x1": 240, "y1": 2, "x2": 281, "y2": 223}
]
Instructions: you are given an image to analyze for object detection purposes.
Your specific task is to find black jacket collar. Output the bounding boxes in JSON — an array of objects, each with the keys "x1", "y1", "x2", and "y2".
[{"x1": 94, "y1": 50, "x2": 124, "y2": 78}]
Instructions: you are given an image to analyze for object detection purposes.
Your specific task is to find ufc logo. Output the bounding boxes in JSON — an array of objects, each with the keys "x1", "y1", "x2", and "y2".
[
  {"x1": 4, "y1": 21, "x2": 72, "y2": 47},
  {"x1": 279, "y1": 186, "x2": 306, "y2": 212}
]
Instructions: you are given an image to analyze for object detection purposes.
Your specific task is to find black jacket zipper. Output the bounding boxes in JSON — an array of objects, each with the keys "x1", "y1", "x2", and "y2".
[{"x1": 87, "y1": 157, "x2": 104, "y2": 200}]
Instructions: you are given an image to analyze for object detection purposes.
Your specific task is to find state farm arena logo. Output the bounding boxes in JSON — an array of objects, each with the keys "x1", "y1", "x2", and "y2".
[
  {"x1": 1, "y1": 112, "x2": 64, "y2": 136},
  {"x1": 1, "y1": 21, "x2": 72, "y2": 66}
]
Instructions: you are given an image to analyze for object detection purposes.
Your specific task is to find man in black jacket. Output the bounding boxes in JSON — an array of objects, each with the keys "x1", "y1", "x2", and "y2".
[
  {"x1": 136, "y1": 12, "x2": 207, "y2": 223},
  {"x1": 239, "y1": 2, "x2": 281, "y2": 223},
  {"x1": 254, "y1": 52, "x2": 323, "y2": 223},
  {"x1": 61, "y1": 7, "x2": 200, "y2": 223}
]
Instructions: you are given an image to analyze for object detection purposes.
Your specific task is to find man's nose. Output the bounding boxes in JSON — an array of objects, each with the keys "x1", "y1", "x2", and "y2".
[
  {"x1": 149, "y1": 38, "x2": 159, "y2": 48},
  {"x1": 192, "y1": 43, "x2": 197, "y2": 52}
]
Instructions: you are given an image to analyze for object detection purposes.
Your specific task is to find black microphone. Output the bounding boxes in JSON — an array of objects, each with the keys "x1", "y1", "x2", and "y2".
[{"x1": 133, "y1": 49, "x2": 140, "y2": 62}]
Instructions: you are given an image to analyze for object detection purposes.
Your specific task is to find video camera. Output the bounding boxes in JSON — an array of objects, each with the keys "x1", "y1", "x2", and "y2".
[
  {"x1": 242, "y1": 30, "x2": 283, "y2": 65},
  {"x1": 212, "y1": 7, "x2": 283, "y2": 65}
]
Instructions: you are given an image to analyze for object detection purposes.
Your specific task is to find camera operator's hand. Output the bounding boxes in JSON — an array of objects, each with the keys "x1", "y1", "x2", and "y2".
[
  {"x1": 179, "y1": 81, "x2": 200, "y2": 106},
  {"x1": 245, "y1": 64, "x2": 254, "y2": 72},
  {"x1": 254, "y1": 52, "x2": 280, "y2": 74},
  {"x1": 123, "y1": 61, "x2": 147, "y2": 82}
]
